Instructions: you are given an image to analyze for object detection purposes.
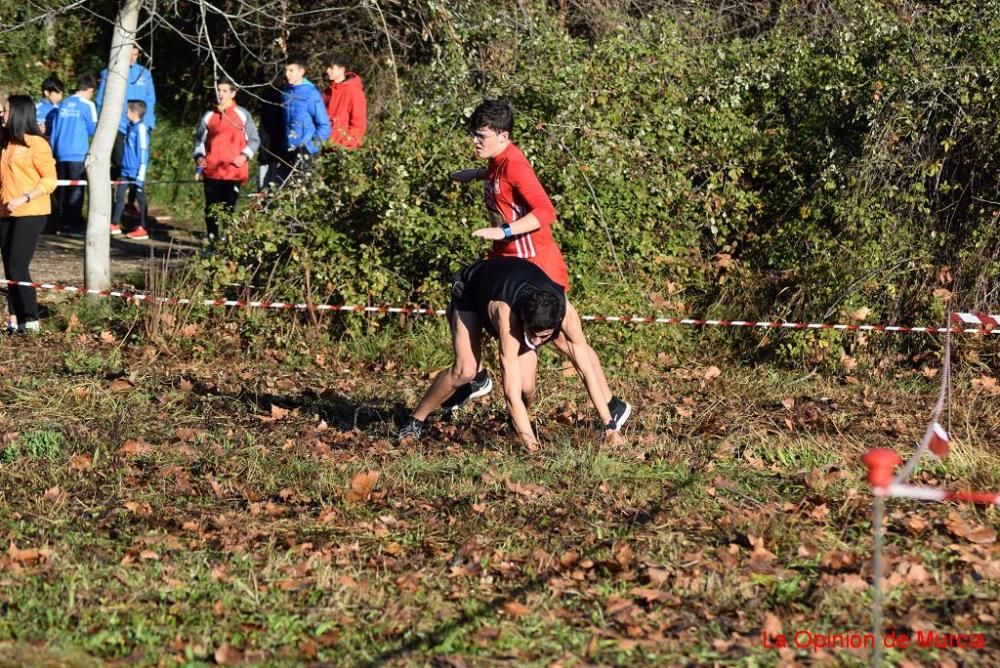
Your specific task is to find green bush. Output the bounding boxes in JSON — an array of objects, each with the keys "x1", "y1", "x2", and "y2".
[
  {"x1": 191, "y1": 1, "x2": 1000, "y2": 362},
  {"x1": 145, "y1": 116, "x2": 204, "y2": 227}
]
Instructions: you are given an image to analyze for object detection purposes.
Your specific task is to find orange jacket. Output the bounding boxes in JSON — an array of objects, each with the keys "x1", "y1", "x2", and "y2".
[
  {"x1": 323, "y1": 74, "x2": 367, "y2": 149},
  {"x1": 1, "y1": 135, "x2": 57, "y2": 217}
]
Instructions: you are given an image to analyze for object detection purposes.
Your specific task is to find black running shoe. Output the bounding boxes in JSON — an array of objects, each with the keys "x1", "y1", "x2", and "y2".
[
  {"x1": 442, "y1": 369, "x2": 493, "y2": 411},
  {"x1": 398, "y1": 417, "x2": 425, "y2": 441},
  {"x1": 607, "y1": 396, "x2": 632, "y2": 431}
]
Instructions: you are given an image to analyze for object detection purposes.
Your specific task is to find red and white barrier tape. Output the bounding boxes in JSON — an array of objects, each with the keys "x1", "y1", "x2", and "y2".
[
  {"x1": 863, "y1": 449, "x2": 1000, "y2": 506},
  {"x1": 4, "y1": 278, "x2": 1000, "y2": 333},
  {"x1": 882, "y1": 483, "x2": 999, "y2": 506},
  {"x1": 55, "y1": 179, "x2": 199, "y2": 186}
]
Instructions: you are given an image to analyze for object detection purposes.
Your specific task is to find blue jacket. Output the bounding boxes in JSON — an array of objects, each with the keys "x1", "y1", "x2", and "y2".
[
  {"x1": 282, "y1": 79, "x2": 330, "y2": 154},
  {"x1": 97, "y1": 63, "x2": 157, "y2": 132},
  {"x1": 36, "y1": 99, "x2": 57, "y2": 129},
  {"x1": 49, "y1": 94, "x2": 98, "y2": 162},
  {"x1": 121, "y1": 120, "x2": 150, "y2": 184}
]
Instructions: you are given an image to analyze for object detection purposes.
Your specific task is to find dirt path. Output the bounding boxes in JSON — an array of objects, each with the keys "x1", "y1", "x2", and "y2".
[{"x1": 29, "y1": 209, "x2": 201, "y2": 287}]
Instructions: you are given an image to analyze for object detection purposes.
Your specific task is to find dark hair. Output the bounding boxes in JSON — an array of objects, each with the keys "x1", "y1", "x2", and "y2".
[
  {"x1": 468, "y1": 99, "x2": 514, "y2": 136},
  {"x1": 217, "y1": 78, "x2": 238, "y2": 91},
  {"x1": 517, "y1": 290, "x2": 564, "y2": 335},
  {"x1": 326, "y1": 51, "x2": 352, "y2": 71},
  {"x1": 4, "y1": 95, "x2": 42, "y2": 145},
  {"x1": 285, "y1": 54, "x2": 308, "y2": 69},
  {"x1": 76, "y1": 74, "x2": 96, "y2": 92},
  {"x1": 41, "y1": 75, "x2": 64, "y2": 94},
  {"x1": 127, "y1": 99, "x2": 147, "y2": 117}
]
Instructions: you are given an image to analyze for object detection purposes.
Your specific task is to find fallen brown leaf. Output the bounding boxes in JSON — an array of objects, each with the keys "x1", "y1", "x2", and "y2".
[
  {"x1": 109, "y1": 378, "x2": 135, "y2": 392},
  {"x1": 214, "y1": 644, "x2": 244, "y2": 666},
  {"x1": 502, "y1": 601, "x2": 531, "y2": 617},
  {"x1": 345, "y1": 470, "x2": 380, "y2": 502},
  {"x1": 946, "y1": 512, "x2": 997, "y2": 544},
  {"x1": 69, "y1": 453, "x2": 92, "y2": 471},
  {"x1": 124, "y1": 501, "x2": 153, "y2": 517},
  {"x1": 763, "y1": 612, "x2": 782, "y2": 637},
  {"x1": 117, "y1": 440, "x2": 153, "y2": 457},
  {"x1": 504, "y1": 479, "x2": 549, "y2": 499}
]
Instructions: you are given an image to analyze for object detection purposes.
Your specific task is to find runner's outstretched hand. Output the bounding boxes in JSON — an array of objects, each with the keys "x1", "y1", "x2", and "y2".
[{"x1": 604, "y1": 429, "x2": 624, "y2": 446}]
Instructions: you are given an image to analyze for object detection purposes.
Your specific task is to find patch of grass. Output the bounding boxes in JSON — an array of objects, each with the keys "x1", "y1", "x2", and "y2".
[
  {"x1": 0, "y1": 327, "x2": 998, "y2": 666},
  {"x1": 62, "y1": 347, "x2": 123, "y2": 376},
  {"x1": 1, "y1": 430, "x2": 64, "y2": 463}
]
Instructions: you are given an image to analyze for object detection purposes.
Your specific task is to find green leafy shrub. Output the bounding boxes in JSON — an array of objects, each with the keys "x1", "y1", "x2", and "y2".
[{"x1": 189, "y1": 1, "x2": 1000, "y2": 363}]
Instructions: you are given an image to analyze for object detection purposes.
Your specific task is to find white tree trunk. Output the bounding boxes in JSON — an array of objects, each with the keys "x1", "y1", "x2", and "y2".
[{"x1": 85, "y1": 0, "x2": 140, "y2": 292}]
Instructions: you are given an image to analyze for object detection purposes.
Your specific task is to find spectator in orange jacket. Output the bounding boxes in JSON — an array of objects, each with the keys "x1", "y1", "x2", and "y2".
[
  {"x1": 323, "y1": 52, "x2": 366, "y2": 149},
  {"x1": 0, "y1": 95, "x2": 58, "y2": 333}
]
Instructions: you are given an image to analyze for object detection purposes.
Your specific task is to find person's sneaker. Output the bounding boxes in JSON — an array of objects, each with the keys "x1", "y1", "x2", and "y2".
[
  {"x1": 397, "y1": 417, "x2": 425, "y2": 442},
  {"x1": 21, "y1": 320, "x2": 40, "y2": 334},
  {"x1": 442, "y1": 369, "x2": 493, "y2": 411},
  {"x1": 126, "y1": 227, "x2": 150, "y2": 240},
  {"x1": 606, "y1": 396, "x2": 632, "y2": 431},
  {"x1": 110, "y1": 223, "x2": 122, "y2": 236}
]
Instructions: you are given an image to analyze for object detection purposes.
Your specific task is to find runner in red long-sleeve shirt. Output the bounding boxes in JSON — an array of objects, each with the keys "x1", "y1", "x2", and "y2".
[
  {"x1": 453, "y1": 101, "x2": 569, "y2": 290},
  {"x1": 442, "y1": 100, "x2": 630, "y2": 431}
]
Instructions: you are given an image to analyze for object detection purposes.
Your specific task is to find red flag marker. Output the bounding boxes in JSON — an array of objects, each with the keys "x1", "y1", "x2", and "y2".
[{"x1": 928, "y1": 422, "x2": 950, "y2": 458}]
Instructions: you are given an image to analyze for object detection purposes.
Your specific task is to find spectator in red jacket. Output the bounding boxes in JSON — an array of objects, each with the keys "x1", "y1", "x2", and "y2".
[
  {"x1": 193, "y1": 79, "x2": 260, "y2": 240},
  {"x1": 323, "y1": 52, "x2": 367, "y2": 149}
]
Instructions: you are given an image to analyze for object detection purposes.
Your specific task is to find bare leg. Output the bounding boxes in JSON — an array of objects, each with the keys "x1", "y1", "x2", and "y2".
[
  {"x1": 412, "y1": 308, "x2": 481, "y2": 421},
  {"x1": 587, "y1": 345, "x2": 613, "y2": 407}
]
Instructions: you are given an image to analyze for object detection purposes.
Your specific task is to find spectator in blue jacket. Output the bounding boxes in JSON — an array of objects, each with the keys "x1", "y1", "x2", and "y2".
[
  {"x1": 97, "y1": 46, "x2": 156, "y2": 181},
  {"x1": 266, "y1": 54, "x2": 330, "y2": 188},
  {"x1": 36, "y1": 75, "x2": 64, "y2": 136},
  {"x1": 48, "y1": 75, "x2": 97, "y2": 235},
  {"x1": 111, "y1": 100, "x2": 150, "y2": 241}
]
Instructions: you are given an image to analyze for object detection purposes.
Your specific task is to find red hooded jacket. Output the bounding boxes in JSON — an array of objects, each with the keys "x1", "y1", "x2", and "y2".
[{"x1": 323, "y1": 74, "x2": 367, "y2": 149}]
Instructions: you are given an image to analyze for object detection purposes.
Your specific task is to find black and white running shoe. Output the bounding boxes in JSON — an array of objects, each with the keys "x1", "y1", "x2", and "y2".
[
  {"x1": 397, "y1": 417, "x2": 425, "y2": 442},
  {"x1": 442, "y1": 369, "x2": 493, "y2": 411},
  {"x1": 606, "y1": 396, "x2": 632, "y2": 431}
]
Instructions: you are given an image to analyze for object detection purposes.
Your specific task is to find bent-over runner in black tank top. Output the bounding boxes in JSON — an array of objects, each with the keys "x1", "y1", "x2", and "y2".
[{"x1": 451, "y1": 257, "x2": 566, "y2": 339}]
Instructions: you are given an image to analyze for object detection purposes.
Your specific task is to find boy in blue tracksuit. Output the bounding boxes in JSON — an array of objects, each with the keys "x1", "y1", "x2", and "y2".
[
  {"x1": 48, "y1": 75, "x2": 98, "y2": 234},
  {"x1": 36, "y1": 74, "x2": 64, "y2": 136},
  {"x1": 112, "y1": 100, "x2": 151, "y2": 240},
  {"x1": 265, "y1": 54, "x2": 330, "y2": 188}
]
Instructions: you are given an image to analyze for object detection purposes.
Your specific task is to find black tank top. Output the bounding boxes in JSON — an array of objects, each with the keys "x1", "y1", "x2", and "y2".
[{"x1": 459, "y1": 258, "x2": 566, "y2": 339}]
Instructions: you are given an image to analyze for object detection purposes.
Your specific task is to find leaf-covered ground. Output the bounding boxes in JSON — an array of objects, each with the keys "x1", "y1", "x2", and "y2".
[{"x1": 0, "y1": 316, "x2": 998, "y2": 667}]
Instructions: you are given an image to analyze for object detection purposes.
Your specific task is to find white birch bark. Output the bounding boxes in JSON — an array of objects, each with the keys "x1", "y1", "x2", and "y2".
[{"x1": 85, "y1": 0, "x2": 140, "y2": 292}]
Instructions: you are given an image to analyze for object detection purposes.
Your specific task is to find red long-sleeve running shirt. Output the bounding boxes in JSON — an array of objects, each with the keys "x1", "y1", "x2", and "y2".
[{"x1": 484, "y1": 143, "x2": 570, "y2": 290}]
